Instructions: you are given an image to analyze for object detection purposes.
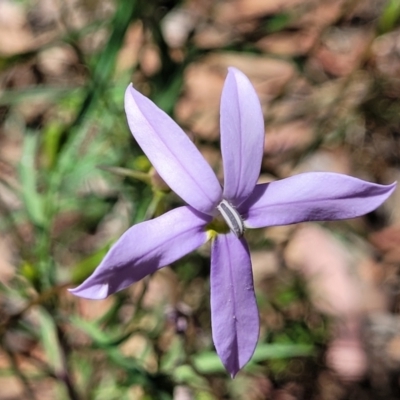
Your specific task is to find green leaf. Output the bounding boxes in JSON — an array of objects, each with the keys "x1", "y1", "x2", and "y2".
[
  {"x1": 69, "y1": 316, "x2": 114, "y2": 346},
  {"x1": 173, "y1": 365, "x2": 208, "y2": 388},
  {"x1": 379, "y1": 0, "x2": 400, "y2": 33},
  {"x1": 70, "y1": 245, "x2": 110, "y2": 284},
  {"x1": 160, "y1": 337, "x2": 185, "y2": 372},
  {"x1": 0, "y1": 87, "x2": 80, "y2": 106},
  {"x1": 73, "y1": 0, "x2": 139, "y2": 126},
  {"x1": 252, "y1": 343, "x2": 314, "y2": 361},
  {"x1": 20, "y1": 261, "x2": 40, "y2": 283},
  {"x1": 263, "y1": 13, "x2": 291, "y2": 33},
  {"x1": 19, "y1": 133, "x2": 45, "y2": 227},
  {"x1": 38, "y1": 308, "x2": 64, "y2": 375},
  {"x1": 69, "y1": 316, "x2": 132, "y2": 348},
  {"x1": 42, "y1": 122, "x2": 64, "y2": 170},
  {"x1": 191, "y1": 343, "x2": 314, "y2": 374}
]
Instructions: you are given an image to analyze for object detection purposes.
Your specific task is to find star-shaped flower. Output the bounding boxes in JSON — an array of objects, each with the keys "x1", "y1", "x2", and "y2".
[{"x1": 70, "y1": 67, "x2": 396, "y2": 377}]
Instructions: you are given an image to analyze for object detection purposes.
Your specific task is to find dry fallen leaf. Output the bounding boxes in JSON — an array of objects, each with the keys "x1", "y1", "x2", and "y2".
[
  {"x1": 256, "y1": 29, "x2": 319, "y2": 56},
  {"x1": 264, "y1": 120, "x2": 315, "y2": 157},
  {"x1": 370, "y1": 225, "x2": 400, "y2": 263},
  {"x1": 175, "y1": 53, "x2": 296, "y2": 140},
  {"x1": 326, "y1": 324, "x2": 367, "y2": 382},
  {"x1": 284, "y1": 224, "x2": 362, "y2": 316},
  {"x1": 312, "y1": 27, "x2": 373, "y2": 77}
]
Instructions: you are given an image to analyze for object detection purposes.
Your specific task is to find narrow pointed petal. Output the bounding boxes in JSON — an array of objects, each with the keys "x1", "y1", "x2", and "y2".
[
  {"x1": 210, "y1": 233, "x2": 259, "y2": 377},
  {"x1": 125, "y1": 85, "x2": 222, "y2": 214},
  {"x1": 221, "y1": 67, "x2": 264, "y2": 206},
  {"x1": 241, "y1": 173, "x2": 397, "y2": 228},
  {"x1": 69, "y1": 206, "x2": 211, "y2": 299}
]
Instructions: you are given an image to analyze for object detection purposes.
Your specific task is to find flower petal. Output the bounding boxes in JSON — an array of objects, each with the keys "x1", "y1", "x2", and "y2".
[
  {"x1": 125, "y1": 85, "x2": 222, "y2": 215},
  {"x1": 69, "y1": 206, "x2": 210, "y2": 299},
  {"x1": 210, "y1": 233, "x2": 259, "y2": 377},
  {"x1": 220, "y1": 67, "x2": 264, "y2": 206},
  {"x1": 241, "y1": 172, "x2": 397, "y2": 228}
]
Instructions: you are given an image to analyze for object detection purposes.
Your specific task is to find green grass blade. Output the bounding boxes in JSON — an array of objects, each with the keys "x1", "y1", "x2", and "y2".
[{"x1": 19, "y1": 133, "x2": 45, "y2": 227}]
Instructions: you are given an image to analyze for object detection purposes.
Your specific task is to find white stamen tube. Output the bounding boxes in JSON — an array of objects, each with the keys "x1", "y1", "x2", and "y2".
[{"x1": 217, "y1": 199, "x2": 245, "y2": 237}]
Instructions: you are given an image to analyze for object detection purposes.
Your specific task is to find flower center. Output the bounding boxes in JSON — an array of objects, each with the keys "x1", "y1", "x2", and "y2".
[{"x1": 216, "y1": 199, "x2": 245, "y2": 238}]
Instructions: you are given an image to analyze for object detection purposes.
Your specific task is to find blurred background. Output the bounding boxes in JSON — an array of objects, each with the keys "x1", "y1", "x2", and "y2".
[{"x1": 1, "y1": 0, "x2": 400, "y2": 398}]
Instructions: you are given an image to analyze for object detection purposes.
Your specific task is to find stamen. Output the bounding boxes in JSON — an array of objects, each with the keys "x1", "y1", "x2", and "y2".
[{"x1": 217, "y1": 199, "x2": 245, "y2": 237}]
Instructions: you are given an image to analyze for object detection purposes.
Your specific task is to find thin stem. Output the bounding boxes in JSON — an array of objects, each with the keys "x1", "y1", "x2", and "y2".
[{"x1": 55, "y1": 325, "x2": 81, "y2": 400}]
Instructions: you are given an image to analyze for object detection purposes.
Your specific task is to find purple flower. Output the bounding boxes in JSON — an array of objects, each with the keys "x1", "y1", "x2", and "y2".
[{"x1": 70, "y1": 67, "x2": 396, "y2": 376}]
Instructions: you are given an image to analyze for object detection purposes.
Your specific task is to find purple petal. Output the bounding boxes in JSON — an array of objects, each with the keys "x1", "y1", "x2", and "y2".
[
  {"x1": 220, "y1": 67, "x2": 264, "y2": 206},
  {"x1": 125, "y1": 85, "x2": 222, "y2": 215},
  {"x1": 241, "y1": 172, "x2": 397, "y2": 228},
  {"x1": 69, "y1": 206, "x2": 210, "y2": 299},
  {"x1": 210, "y1": 233, "x2": 259, "y2": 377}
]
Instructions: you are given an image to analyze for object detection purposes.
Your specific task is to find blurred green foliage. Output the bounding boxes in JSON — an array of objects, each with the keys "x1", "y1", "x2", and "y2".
[{"x1": 1, "y1": 0, "x2": 399, "y2": 399}]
